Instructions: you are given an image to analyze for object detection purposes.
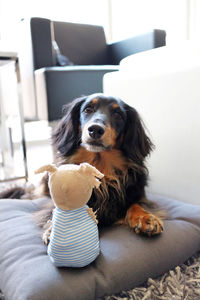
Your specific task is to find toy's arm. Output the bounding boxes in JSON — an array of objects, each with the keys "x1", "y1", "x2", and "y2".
[{"x1": 87, "y1": 207, "x2": 98, "y2": 224}]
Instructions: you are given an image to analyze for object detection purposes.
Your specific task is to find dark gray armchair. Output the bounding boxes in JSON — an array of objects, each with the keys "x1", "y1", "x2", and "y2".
[{"x1": 27, "y1": 17, "x2": 166, "y2": 121}]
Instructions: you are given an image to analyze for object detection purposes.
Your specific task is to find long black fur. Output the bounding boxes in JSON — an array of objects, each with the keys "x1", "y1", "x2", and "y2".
[{"x1": 52, "y1": 96, "x2": 86, "y2": 157}]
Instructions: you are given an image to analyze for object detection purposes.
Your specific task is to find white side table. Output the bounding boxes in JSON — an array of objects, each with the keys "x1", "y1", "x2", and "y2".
[{"x1": 0, "y1": 54, "x2": 28, "y2": 182}]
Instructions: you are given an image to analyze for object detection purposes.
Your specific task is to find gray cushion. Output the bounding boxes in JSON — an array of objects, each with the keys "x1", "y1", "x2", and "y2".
[{"x1": 0, "y1": 194, "x2": 200, "y2": 300}]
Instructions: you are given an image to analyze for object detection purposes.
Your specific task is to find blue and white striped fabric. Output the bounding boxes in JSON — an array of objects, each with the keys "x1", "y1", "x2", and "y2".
[{"x1": 47, "y1": 205, "x2": 100, "y2": 267}]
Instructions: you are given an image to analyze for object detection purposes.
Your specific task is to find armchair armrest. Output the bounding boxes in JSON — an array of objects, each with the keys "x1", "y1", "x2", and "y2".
[{"x1": 108, "y1": 29, "x2": 166, "y2": 65}]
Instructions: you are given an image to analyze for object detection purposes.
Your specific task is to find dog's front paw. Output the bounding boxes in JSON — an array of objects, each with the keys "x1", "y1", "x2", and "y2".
[
  {"x1": 126, "y1": 204, "x2": 163, "y2": 236},
  {"x1": 131, "y1": 214, "x2": 163, "y2": 236}
]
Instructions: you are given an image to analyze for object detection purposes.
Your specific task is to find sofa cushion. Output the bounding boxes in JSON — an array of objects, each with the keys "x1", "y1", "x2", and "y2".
[
  {"x1": 52, "y1": 41, "x2": 74, "y2": 67},
  {"x1": 0, "y1": 194, "x2": 200, "y2": 300},
  {"x1": 53, "y1": 21, "x2": 109, "y2": 65}
]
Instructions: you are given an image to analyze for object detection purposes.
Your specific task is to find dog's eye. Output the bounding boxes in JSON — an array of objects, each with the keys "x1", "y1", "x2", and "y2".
[
  {"x1": 84, "y1": 106, "x2": 94, "y2": 114},
  {"x1": 113, "y1": 111, "x2": 123, "y2": 120}
]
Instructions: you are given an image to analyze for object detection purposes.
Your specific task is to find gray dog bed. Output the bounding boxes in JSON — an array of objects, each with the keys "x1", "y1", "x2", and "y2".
[{"x1": 0, "y1": 194, "x2": 200, "y2": 300}]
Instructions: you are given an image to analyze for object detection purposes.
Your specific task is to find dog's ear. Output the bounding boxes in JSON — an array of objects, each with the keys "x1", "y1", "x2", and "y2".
[
  {"x1": 52, "y1": 96, "x2": 87, "y2": 157},
  {"x1": 122, "y1": 104, "x2": 154, "y2": 163}
]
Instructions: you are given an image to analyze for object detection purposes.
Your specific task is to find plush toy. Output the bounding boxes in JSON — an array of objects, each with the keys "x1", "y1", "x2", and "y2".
[{"x1": 35, "y1": 163, "x2": 104, "y2": 268}]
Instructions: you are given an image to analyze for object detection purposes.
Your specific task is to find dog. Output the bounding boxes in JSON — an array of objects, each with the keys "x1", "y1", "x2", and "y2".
[{"x1": 0, "y1": 93, "x2": 163, "y2": 242}]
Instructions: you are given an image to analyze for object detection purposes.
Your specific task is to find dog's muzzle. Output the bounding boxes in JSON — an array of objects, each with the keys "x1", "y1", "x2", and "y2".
[{"x1": 81, "y1": 122, "x2": 111, "y2": 152}]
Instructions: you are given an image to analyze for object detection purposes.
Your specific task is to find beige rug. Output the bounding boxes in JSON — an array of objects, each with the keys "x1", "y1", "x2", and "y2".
[{"x1": 102, "y1": 252, "x2": 200, "y2": 300}]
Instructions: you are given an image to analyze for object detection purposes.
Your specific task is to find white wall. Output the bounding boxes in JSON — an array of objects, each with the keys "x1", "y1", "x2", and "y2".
[
  {"x1": 109, "y1": 0, "x2": 200, "y2": 44},
  {"x1": 0, "y1": 0, "x2": 110, "y2": 44},
  {"x1": 1, "y1": 0, "x2": 200, "y2": 47}
]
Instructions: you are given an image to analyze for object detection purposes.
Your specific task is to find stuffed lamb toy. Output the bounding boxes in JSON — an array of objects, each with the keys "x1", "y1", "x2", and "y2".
[{"x1": 35, "y1": 163, "x2": 104, "y2": 268}]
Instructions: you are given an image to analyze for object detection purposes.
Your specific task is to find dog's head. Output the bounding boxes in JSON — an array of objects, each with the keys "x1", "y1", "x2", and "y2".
[{"x1": 52, "y1": 93, "x2": 153, "y2": 163}]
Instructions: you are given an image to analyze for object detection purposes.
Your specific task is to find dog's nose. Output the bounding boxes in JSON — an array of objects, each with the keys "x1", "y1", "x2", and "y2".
[{"x1": 88, "y1": 125, "x2": 105, "y2": 139}]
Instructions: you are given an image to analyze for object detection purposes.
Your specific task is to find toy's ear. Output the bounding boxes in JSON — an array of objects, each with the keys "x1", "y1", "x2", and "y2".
[
  {"x1": 80, "y1": 163, "x2": 104, "y2": 179},
  {"x1": 35, "y1": 164, "x2": 57, "y2": 174}
]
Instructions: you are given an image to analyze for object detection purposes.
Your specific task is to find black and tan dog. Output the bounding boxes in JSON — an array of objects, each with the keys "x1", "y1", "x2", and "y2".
[{"x1": 1, "y1": 93, "x2": 163, "y2": 241}]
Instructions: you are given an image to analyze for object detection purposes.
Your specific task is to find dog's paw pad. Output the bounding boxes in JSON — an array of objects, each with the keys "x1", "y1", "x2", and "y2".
[{"x1": 131, "y1": 214, "x2": 163, "y2": 236}]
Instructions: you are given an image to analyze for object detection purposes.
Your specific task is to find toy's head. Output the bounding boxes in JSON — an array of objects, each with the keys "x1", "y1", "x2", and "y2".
[{"x1": 35, "y1": 163, "x2": 104, "y2": 210}]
